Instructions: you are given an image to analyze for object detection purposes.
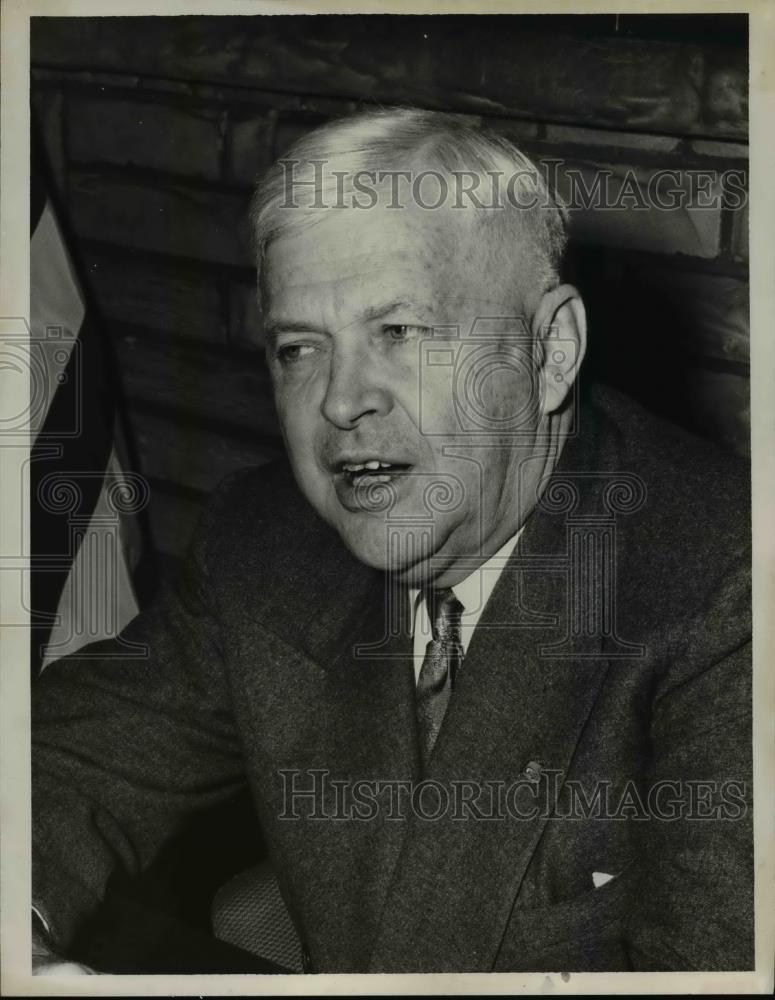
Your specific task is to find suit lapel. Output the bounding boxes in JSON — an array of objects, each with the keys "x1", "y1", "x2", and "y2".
[
  {"x1": 321, "y1": 579, "x2": 422, "y2": 956},
  {"x1": 258, "y1": 570, "x2": 422, "y2": 972},
  {"x1": 368, "y1": 417, "x2": 617, "y2": 972}
]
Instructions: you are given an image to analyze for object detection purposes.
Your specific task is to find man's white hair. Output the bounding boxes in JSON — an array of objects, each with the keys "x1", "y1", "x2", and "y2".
[{"x1": 250, "y1": 106, "x2": 569, "y2": 303}]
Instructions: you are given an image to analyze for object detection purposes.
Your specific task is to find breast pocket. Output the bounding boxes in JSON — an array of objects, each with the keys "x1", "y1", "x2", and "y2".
[{"x1": 494, "y1": 865, "x2": 637, "y2": 972}]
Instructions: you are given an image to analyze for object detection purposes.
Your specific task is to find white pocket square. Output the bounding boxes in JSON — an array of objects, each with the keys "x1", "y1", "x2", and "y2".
[{"x1": 592, "y1": 870, "x2": 616, "y2": 889}]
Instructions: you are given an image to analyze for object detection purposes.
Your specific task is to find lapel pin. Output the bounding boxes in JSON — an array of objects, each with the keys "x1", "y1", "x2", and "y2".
[{"x1": 523, "y1": 761, "x2": 543, "y2": 782}]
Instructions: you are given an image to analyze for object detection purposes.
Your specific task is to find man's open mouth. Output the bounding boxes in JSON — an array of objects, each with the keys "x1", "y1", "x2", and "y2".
[{"x1": 339, "y1": 460, "x2": 412, "y2": 486}]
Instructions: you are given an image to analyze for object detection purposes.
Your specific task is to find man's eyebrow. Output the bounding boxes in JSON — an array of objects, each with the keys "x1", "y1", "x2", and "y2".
[
  {"x1": 264, "y1": 319, "x2": 330, "y2": 342},
  {"x1": 361, "y1": 299, "x2": 434, "y2": 323},
  {"x1": 265, "y1": 300, "x2": 434, "y2": 341}
]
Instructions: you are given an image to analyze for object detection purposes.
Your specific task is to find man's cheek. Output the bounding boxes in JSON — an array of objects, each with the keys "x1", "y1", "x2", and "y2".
[
  {"x1": 275, "y1": 395, "x2": 310, "y2": 449},
  {"x1": 418, "y1": 375, "x2": 463, "y2": 439},
  {"x1": 280, "y1": 422, "x2": 322, "y2": 499}
]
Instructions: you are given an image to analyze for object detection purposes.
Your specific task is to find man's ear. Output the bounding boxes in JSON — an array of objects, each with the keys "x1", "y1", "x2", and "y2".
[{"x1": 532, "y1": 284, "x2": 587, "y2": 415}]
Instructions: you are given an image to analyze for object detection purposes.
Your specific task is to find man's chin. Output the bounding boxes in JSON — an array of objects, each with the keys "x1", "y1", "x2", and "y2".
[
  {"x1": 333, "y1": 517, "x2": 454, "y2": 582},
  {"x1": 335, "y1": 526, "x2": 410, "y2": 574}
]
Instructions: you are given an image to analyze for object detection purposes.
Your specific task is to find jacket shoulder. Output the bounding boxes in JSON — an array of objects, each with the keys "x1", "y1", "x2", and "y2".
[
  {"x1": 196, "y1": 459, "x2": 343, "y2": 567},
  {"x1": 576, "y1": 386, "x2": 751, "y2": 661},
  {"x1": 190, "y1": 460, "x2": 373, "y2": 640},
  {"x1": 584, "y1": 384, "x2": 750, "y2": 562}
]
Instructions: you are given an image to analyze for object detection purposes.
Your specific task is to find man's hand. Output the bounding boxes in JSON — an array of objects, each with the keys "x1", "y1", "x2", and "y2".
[
  {"x1": 32, "y1": 914, "x2": 97, "y2": 976},
  {"x1": 33, "y1": 959, "x2": 97, "y2": 976}
]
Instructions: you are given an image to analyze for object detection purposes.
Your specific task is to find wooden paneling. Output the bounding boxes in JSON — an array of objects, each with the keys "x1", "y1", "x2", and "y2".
[
  {"x1": 31, "y1": 15, "x2": 748, "y2": 139},
  {"x1": 82, "y1": 247, "x2": 228, "y2": 344},
  {"x1": 113, "y1": 329, "x2": 279, "y2": 439},
  {"x1": 68, "y1": 170, "x2": 252, "y2": 267},
  {"x1": 67, "y1": 94, "x2": 227, "y2": 181},
  {"x1": 547, "y1": 157, "x2": 723, "y2": 258},
  {"x1": 127, "y1": 407, "x2": 282, "y2": 498}
]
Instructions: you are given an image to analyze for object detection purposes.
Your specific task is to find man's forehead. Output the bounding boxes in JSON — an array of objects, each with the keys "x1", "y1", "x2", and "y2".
[
  {"x1": 262, "y1": 204, "x2": 516, "y2": 317},
  {"x1": 264, "y1": 275, "x2": 447, "y2": 342},
  {"x1": 266, "y1": 240, "x2": 437, "y2": 291},
  {"x1": 266, "y1": 204, "x2": 458, "y2": 272}
]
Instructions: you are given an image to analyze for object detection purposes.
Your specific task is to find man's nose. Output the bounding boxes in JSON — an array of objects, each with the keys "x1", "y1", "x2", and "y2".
[{"x1": 321, "y1": 345, "x2": 393, "y2": 429}]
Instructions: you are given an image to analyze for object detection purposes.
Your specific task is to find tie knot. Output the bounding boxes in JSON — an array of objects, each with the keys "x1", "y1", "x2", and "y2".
[{"x1": 426, "y1": 588, "x2": 464, "y2": 642}]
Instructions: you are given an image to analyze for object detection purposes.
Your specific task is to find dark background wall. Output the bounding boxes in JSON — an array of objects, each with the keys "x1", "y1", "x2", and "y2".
[{"x1": 30, "y1": 14, "x2": 749, "y2": 583}]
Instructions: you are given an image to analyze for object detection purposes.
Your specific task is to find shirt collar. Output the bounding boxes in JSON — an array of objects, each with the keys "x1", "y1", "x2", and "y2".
[{"x1": 408, "y1": 526, "x2": 523, "y2": 634}]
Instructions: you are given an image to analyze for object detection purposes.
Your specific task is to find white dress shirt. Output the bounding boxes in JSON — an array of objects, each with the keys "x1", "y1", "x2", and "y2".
[{"x1": 409, "y1": 528, "x2": 523, "y2": 684}]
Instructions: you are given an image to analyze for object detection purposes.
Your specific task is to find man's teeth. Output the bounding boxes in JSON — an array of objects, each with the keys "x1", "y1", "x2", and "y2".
[{"x1": 342, "y1": 461, "x2": 393, "y2": 472}]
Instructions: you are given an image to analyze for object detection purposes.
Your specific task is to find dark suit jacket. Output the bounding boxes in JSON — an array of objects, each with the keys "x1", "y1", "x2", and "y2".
[{"x1": 32, "y1": 384, "x2": 753, "y2": 972}]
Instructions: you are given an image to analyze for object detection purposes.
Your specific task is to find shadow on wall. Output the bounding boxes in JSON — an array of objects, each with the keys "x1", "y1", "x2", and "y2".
[{"x1": 569, "y1": 245, "x2": 749, "y2": 456}]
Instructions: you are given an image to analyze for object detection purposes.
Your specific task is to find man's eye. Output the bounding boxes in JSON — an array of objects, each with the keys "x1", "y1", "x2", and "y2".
[
  {"x1": 382, "y1": 324, "x2": 429, "y2": 342},
  {"x1": 275, "y1": 343, "x2": 317, "y2": 365}
]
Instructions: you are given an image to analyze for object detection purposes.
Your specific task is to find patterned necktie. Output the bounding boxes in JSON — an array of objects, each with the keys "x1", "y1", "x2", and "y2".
[{"x1": 415, "y1": 588, "x2": 464, "y2": 767}]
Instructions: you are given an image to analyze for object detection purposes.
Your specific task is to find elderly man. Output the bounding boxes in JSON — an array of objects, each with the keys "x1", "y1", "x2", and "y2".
[{"x1": 32, "y1": 108, "x2": 752, "y2": 974}]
